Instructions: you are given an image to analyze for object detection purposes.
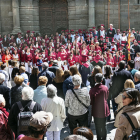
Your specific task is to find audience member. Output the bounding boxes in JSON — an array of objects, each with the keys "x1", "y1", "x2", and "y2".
[
  {"x1": 11, "y1": 75, "x2": 24, "y2": 106},
  {"x1": 0, "y1": 73, "x2": 10, "y2": 111},
  {"x1": 34, "y1": 76, "x2": 48, "y2": 104},
  {"x1": 0, "y1": 64, "x2": 9, "y2": 87},
  {"x1": 52, "y1": 68, "x2": 65, "y2": 99},
  {"x1": 65, "y1": 74, "x2": 90, "y2": 134},
  {"x1": 18, "y1": 111, "x2": 53, "y2": 140},
  {"x1": 19, "y1": 66, "x2": 28, "y2": 84},
  {"x1": 128, "y1": 60, "x2": 138, "y2": 77},
  {"x1": 89, "y1": 73, "x2": 110, "y2": 140},
  {"x1": 0, "y1": 94, "x2": 14, "y2": 140},
  {"x1": 38, "y1": 62, "x2": 55, "y2": 87},
  {"x1": 109, "y1": 61, "x2": 133, "y2": 113},
  {"x1": 41, "y1": 84, "x2": 66, "y2": 140},
  {"x1": 29, "y1": 66, "x2": 39, "y2": 90},
  {"x1": 48, "y1": 60, "x2": 59, "y2": 75},
  {"x1": 8, "y1": 87, "x2": 42, "y2": 138},
  {"x1": 115, "y1": 88, "x2": 140, "y2": 139},
  {"x1": 88, "y1": 65, "x2": 105, "y2": 88},
  {"x1": 114, "y1": 79, "x2": 135, "y2": 127},
  {"x1": 134, "y1": 71, "x2": 140, "y2": 92},
  {"x1": 64, "y1": 135, "x2": 88, "y2": 140}
]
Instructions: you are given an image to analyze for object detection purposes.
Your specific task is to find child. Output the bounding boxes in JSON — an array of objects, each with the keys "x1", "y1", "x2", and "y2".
[
  {"x1": 37, "y1": 55, "x2": 43, "y2": 72},
  {"x1": 134, "y1": 52, "x2": 140, "y2": 70},
  {"x1": 57, "y1": 57, "x2": 62, "y2": 68},
  {"x1": 62, "y1": 61, "x2": 68, "y2": 71}
]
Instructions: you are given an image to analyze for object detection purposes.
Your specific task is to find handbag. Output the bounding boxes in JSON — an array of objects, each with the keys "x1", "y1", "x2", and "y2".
[{"x1": 71, "y1": 88, "x2": 92, "y2": 127}]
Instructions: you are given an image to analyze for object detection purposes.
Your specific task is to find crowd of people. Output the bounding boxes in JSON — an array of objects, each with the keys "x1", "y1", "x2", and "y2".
[{"x1": 1, "y1": 24, "x2": 140, "y2": 140}]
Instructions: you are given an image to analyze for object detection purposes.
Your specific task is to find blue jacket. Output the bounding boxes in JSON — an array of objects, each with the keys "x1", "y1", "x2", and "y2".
[
  {"x1": 135, "y1": 81, "x2": 140, "y2": 92},
  {"x1": 33, "y1": 85, "x2": 47, "y2": 104},
  {"x1": 37, "y1": 59, "x2": 43, "y2": 66},
  {"x1": 63, "y1": 76, "x2": 74, "y2": 96},
  {"x1": 38, "y1": 69, "x2": 55, "y2": 87}
]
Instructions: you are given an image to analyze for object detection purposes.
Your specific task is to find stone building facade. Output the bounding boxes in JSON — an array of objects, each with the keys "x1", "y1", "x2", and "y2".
[{"x1": 0, "y1": 0, "x2": 140, "y2": 35}]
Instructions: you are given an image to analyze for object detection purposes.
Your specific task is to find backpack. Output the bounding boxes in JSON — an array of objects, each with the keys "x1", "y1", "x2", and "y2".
[
  {"x1": 123, "y1": 112, "x2": 140, "y2": 140},
  {"x1": 17, "y1": 101, "x2": 36, "y2": 136}
]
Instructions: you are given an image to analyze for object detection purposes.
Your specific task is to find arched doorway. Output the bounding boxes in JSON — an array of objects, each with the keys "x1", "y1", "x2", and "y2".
[{"x1": 39, "y1": 0, "x2": 68, "y2": 36}]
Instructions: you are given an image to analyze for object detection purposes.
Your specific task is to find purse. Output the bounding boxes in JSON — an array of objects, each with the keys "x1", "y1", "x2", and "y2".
[{"x1": 71, "y1": 88, "x2": 92, "y2": 127}]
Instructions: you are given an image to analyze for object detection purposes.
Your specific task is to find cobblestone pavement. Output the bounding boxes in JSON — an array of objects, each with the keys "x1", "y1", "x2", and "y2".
[{"x1": 60, "y1": 109, "x2": 116, "y2": 140}]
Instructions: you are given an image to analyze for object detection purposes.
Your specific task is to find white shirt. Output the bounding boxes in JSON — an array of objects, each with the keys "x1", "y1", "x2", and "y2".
[
  {"x1": 71, "y1": 34, "x2": 75, "y2": 42},
  {"x1": 110, "y1": 45, "x2": 117, "y2": 51},
  {"x1": 114, "y1": 34, "x2": 121, "y2": 41},
  {"x1": 16, "y1": 38, "x2": 21, "y2": 44},
  {"x1": 0, "y1": 70, "x2": 8, "y2": 86},
  {"x1": 120, "y1": 36, "x2": 127, "y2": 42},
  {"x1": 100, "y1": 30, "x2": 105, "y2": 38}
]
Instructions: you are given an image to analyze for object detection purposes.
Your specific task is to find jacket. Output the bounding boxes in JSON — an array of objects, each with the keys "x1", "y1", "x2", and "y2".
[
  {"x1": 11, "y1": 85, "x2": 23, "y2": 106},
  {"x1": 63, "y1": 76, "x2": 74, "y2": 96},
  {"x1": 8, "y1": 100, "x2": 42, "y2": 138},
  {"x1": 88, "y1": 75, "x2": 105, "y2": 88},
  {"x1": 52, "y1": 80, "x2": 64, "y2": 99},
  {"x1": 29, "y1": 74, "x2": 38, "y2": 90},
  {"x1": 0, "y1": 108, "x2": 14, "y2": 140},
  {"x1": 38, "y1": 69, "x2": 55, "y2": 87},
  {"x1": 41, "y1": 96, "x2": 66, "y2": 131},
  {"x1": 115, "y1": 105, "x2": 140, "y2": 140},
  {"x1": 91, "y1": 59, "x2": 106, "y2": 68},
  {"x1": 65, "y1": 87, "x2": 90, "y2": 116},
  {"x1": 89, "y1": 83, "x2": 110, "y2": 118},
  {"x1": 135, "y1": 81, "x2": 140, "y2": 92},
  {"x1": 48, "y1": 64, "x2": 59, "y2": 75},
  {"x1": 109, "y1": 69, "x2": 133, "y2": 99},
  {"x1": 0, "y1": 84, "x2": 11, "y2": 111},
  {"x1": 114, "y1": 93, "x2": 124, "y2": 127},
  {"x1": 33, "y1": 85, "x2": 47, "y2": 104}
]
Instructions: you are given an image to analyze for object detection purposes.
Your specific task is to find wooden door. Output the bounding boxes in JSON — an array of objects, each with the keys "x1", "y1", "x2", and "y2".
[{"x1": 39, "y1": 0, "x2": 68, "y2": 36}]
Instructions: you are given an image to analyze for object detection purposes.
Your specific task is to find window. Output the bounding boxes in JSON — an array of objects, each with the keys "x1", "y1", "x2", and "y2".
[{"x1": 138, "y1": 0, "x2": 140, "y2": 4}]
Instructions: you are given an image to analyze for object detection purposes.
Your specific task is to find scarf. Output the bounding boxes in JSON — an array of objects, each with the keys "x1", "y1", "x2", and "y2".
[{"x1": 0, "y1": 107, "x2": 9, "y2": 117}]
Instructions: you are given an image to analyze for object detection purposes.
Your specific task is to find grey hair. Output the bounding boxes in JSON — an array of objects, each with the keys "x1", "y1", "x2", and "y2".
[
  {"x1": 47, "y1": 84, "x2": 57, "y2": 98},
  {"x1": 72, "y1": 74, "x2": 82, "y2": 86},
  {"x1": 135, "y1": 71, "x2": 140, "y2": 80},
  {"x1": 22, "y1": 87, "x2": 34, "y2": 100},
  {"x1": 42, "y1": 62, "x2": 49, "y2": 69},
  {"x1": 64, "y1": 135, "x2": 88, "y2": 140},
  {"x1": 0, "y1": 73, "x2": 5, "y2": 84}
]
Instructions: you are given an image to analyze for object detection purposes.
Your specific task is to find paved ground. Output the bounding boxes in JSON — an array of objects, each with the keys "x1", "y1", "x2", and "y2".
[{"x1": 60, "y1": 109, "x2": 117, "y2": 140}]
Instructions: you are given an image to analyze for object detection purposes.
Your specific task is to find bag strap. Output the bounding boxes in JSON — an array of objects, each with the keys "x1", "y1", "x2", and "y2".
[
  {"x1": 71, "y1": 89, "x2": 88, "y2": 109},
  {"x1": 123, "y1": 112, "x2": 135, "y2": 130},
  {"x1": 17, "y1": 101, "x2": 36, "y2": 112},
  {"x1": 116, "y1": 106, "x2": 124, "y2": 114},
  {"x1": 17, "y1": 101, "x2": 24, "y2": 112},
  {"x1": 29, "y1": 101, "x2": 36, "y2": 111}
]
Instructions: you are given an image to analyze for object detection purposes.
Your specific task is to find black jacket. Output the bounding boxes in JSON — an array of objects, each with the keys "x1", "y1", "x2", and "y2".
[
  {"x1": 88, "y1": 75, "x2": 105, "y2": 88},
  {"x1": 29, "y1": 74, "x2": 38, "y2": 90},
  {"x1": 38, "y1": 69, "x2": 55, "y2": 87},
  {"x1": 52, "y1": 80, "x2": 64, "y2": 99},
  {"x1": 48, "y1": 64, "x2": 59, "y2": 75},
  {"x1": 107, "y1": 28, "x2": 116, "y2": 38},
  {"x1": 11, "y1": 85, "x2": 23, "y2": 106},
  {"x1": 132, "y1": 44, "x2": 140, "y2": 57},
  {"x1": 0, "y1": 84, "x2": 10, "y2": 111},
  {"x1": 8, "y1": 100, "x2": 42, "y2": 138},
  {"x1": 109, "y1": 69, "x2": 133, "y2": 99}
]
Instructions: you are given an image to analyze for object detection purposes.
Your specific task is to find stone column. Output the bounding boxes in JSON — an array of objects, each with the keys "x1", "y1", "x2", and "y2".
[
  {"x1": 12, "y1": 0, "x2": 21, "y2": 34},
  {"x1": 88, "y1": 0, "x2": 95, "y2": 28}
]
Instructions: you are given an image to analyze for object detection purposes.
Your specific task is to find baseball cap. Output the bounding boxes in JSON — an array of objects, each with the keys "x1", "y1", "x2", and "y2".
[{"x1": 30, "y1": 111, "x2": 53, "y2": 131}]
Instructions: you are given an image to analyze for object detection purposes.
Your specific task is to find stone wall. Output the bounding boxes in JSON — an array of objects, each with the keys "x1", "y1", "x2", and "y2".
[
  {"x1": 0, "y1": 0, "x2": 13, "y2": 35},
  {"x1": 19, "y1": 0, "x2": 40, "y2": 33},
  {"x1": 95, "y1": 0, "x2": 140, "y2": 31},
  {"x1": 68, "y1": 0, "x2": 88, "y2": 31}
]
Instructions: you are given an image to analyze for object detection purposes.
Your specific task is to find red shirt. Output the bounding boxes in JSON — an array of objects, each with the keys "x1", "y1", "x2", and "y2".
[{"x1": 25, "y1": 53, "x2": 33, "y2": 62}]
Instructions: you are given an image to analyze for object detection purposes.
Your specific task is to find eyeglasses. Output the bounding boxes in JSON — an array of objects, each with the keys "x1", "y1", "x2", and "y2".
[{"x1": 122, "y1": 95, "x2": 130, "y2": 100}]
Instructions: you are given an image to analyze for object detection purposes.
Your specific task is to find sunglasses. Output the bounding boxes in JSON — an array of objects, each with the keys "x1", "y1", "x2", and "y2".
[{"x1": 122, "y1": 95, "x2": 130, "y2": 100}]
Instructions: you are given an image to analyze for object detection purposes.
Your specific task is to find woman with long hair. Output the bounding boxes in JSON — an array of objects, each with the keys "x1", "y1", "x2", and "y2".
[
  {"x1": 88, "y1": 65, "x2": 105, "y2": 88},
  {"x1": 52, "y1": 69, "x2": 65, "y2": 99},
  {"x1": 29, "y1": 66, "x2": 39, "y2": 90}
]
